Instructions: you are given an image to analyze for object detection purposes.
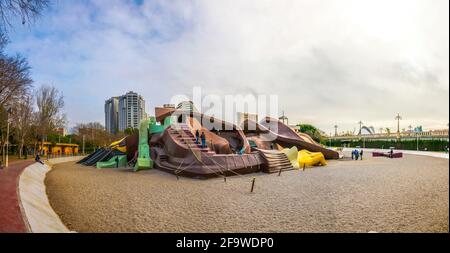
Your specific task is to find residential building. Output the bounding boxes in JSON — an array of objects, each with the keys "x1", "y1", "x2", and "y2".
[
  {"x1": 105, "y1": 91, "x2": 146, "y2": 134},
  {"x1": 105, "y1": 97, "x2": 119, "y2": 134}
]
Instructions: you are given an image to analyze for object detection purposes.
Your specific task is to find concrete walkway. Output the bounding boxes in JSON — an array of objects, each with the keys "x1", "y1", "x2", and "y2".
[{"x1": 0, "y1": 160, "x2": 34, "y2": 233}]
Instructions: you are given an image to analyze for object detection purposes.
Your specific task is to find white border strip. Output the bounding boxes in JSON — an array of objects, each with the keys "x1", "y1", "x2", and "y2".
[{"x1": 19, "y1": 156, "x2": 84, "y2": 233}]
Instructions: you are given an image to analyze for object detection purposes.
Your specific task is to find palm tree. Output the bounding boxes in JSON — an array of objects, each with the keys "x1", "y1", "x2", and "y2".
[{"x1": 385, "y1": 128, "x2": 391, "y2": 135}]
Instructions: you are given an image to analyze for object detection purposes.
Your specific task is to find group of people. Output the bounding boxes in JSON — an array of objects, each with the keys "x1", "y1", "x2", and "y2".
[
  {"x1": 195, "y1": 130, "x2": 207, "y2": 149},
  {"x1": 351, "y1": 149, "x2": 364, "y2": 160}
]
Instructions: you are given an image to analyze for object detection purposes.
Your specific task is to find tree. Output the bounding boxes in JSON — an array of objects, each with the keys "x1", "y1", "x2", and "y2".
[
  {"x1": 11, "y1": 94, "x2": 34, "y2": 158},
  {"x1": 124, "y1": 127, "x2": 139, "y2": 136},
  {"x1": 0, "y1": 0, "x2": 49, "y2": 32},
  {"x1": 385, "y1": 128, "x2": 391, "y2": 135},
  {"x1": 296, "y1": 124, "x2": 326, "y2": 143},
  {"x1": 73, "y1": 122, "x2": 117, "y2": 150},
  {"x1": 35, "y1": 85, "x2": 66, "y2": 150},
  {"x1": 0, "y1": 35, "x2": 32, "y2": 107}
]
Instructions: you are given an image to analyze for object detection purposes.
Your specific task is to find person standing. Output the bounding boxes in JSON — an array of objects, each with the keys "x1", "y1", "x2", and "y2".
[
  {"x1": 201, "y1": 132, "x2": 206, "y2": 149},
  {"x1": 360, "y1": 150, "x2": 364, "y2": 160},
  {"x1": 195, "y1": 129, "x2": 200, "y2": 144},
  {"x1": 354, "y1": 150, "x2": 359, "y2": 161}
]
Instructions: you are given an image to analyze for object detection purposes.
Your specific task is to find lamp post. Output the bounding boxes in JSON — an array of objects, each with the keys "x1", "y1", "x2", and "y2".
[
  {"x1": 395, "y1": 113, "x2": 402, "y2": 139},
  {"x1": 358, "y1": 121, "x2": 363, "y2": 136},
  {"x1": 5, "y1": 108, "x2": 12, "y2": 168},
  {"x1": 416, "y1": 132, "x2": 419, "y2": 151},
  {"x1": 82, "y1": 135, "x2": 85, "y2": 155}
]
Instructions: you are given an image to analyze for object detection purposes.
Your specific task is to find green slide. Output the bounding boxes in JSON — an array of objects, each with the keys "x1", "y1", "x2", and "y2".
[
  {"x1": 96, "y1": 155, "x2": 128, "y2": 169},
  {"x1": 134, "y1": 119, "x2": 154, "y2": 171}
]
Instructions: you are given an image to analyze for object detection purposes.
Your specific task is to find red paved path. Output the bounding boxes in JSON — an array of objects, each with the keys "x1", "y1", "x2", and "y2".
[{"x1": 0, "y1": 160, "x2": 34, "y2": 233}]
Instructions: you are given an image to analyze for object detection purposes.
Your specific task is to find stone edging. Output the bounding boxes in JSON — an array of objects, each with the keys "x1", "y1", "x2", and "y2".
[{"x1": 19, "y1": 157, "x2": 84, "y2": 233}]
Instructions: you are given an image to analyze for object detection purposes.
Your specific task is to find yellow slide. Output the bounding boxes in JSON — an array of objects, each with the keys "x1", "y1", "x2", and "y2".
[
  {"x1": 281, "y1": 147, "x2": 327, "y2": 169},
  {"x1": 109, "y1": 137, "x2": 127, "y2": 153},
  {"x1": 281, "y1": 146, "x2": 300, "y2": 169},
  {"x1": 298, "y1": 149, "x2": 327, "y2": 167}
]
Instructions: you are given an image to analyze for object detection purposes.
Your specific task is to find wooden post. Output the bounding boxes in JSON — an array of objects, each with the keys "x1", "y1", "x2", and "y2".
[{"x1": 250, "y1": 177, "x2": 256, "y2": 193}]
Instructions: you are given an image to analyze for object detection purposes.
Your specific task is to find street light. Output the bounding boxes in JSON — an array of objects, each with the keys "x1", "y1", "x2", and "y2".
[
  {"x1": 5, "y1": 107, "x2": 12, "y2": 168},
  {"x1": 395, "y1": 113, "x2": 402, "y2": 138},
  {"x1": 358, "y1": 121, "x2": 363, "y2": 136}
]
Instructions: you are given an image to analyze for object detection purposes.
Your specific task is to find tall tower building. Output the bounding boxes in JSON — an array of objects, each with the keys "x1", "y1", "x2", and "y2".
[
  {"x1": 118, "y1": 91, "x2": 146, "y2": 132},
  {"x1": 105, "y1": 91, "x2": 146, "y2": 134},
  {"x1": 105, "y1": 97, "x2": 119, "y2": 134}
]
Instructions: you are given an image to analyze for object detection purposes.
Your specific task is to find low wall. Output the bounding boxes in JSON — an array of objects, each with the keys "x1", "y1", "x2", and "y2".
[
  {"x1": 342, "y1": 148, "x2": 449, "y2": 159},
  {"x1": 19, "y1": 156, "x2": 84, "y2": 233}
]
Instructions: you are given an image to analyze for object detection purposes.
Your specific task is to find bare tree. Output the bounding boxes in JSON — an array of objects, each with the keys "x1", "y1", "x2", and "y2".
[
  {"x1": 0, "y1": 0, "x2": 49, "y2": 32},
  {"x1": 35, "y1": 85, "x2": 66, "y2": 151},
  {"x1": 73, "y1": 122, "x2": 117, "y2": 149},
  {"x1": 11, "y1": 93, "x2": 33, "y2": 158},
  {"x1": 0, "y1": 35, "x2": 32, "y2": 107}
]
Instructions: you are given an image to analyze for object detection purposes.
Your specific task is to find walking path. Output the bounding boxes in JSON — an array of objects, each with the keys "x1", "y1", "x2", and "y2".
[
  {"x1": 1, "y1": 157, "x2": 83, "y2": 233},
  {"x1": 0, "y1": 160, "x2": 34, "y2": 233}
]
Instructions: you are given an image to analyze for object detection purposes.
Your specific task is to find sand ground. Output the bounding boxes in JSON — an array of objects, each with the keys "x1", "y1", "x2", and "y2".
[{"x1": 45, "y1": 153, "x2": 449, "y2": 233}]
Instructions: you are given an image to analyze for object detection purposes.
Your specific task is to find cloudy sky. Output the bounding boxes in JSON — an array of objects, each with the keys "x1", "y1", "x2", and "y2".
[{"x1": 5, "y1": 0, "x2": 449, "y2": 134}]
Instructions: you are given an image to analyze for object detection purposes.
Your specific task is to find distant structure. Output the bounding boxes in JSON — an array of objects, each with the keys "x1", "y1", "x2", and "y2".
[
  {"x1": 55, "y1": 127, "x2": 67, "y2": 137},
  {"x1": 237, "y1": 112, "x2": 258, "y2": 122},
  {"x1": 105, "y1": 91, "x2": 146, "y2": 134},
  {"x1": 176, "y1": 101, "x2": 198, "y2": 112},
  {"x1": 105, "y1": 97, "x2": 119, "y2": 134},
  {"x1": 279, "y1": 111, "x2": 289, "y2": 125},
  {"x1": 358, "y1": 126, "x2": 375, "y2": 135},
  {"x1": 358, "y1": 121, "x2": 363, "y2": 136}
]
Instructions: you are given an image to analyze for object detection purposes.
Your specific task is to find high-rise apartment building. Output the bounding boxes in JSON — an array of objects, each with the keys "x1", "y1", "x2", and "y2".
[
  {"x1": 105, "y1": 91, "x2": 146, "y2": 134},
  {"x1": 105, "y1": 97, "x2": 119, "y2": 134},
  {"x1": 118, "y1": 91, "x2": 146, "y2": 131}
]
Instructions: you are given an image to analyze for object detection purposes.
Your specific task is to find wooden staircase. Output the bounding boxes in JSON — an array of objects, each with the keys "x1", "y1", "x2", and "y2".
[{"x1": 257, "y1": 149, "x2": 294, "y2": 173}]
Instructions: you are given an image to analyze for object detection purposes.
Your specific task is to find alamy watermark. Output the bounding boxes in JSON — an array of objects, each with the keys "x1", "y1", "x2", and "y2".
[{"x1": 169, "y1": 87, "x2": 280, "y2": 141}]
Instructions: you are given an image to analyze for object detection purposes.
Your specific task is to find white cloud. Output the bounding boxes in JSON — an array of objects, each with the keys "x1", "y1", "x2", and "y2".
[{"x1": 7, "y1": 0, "x2": 449, "y2": 132}]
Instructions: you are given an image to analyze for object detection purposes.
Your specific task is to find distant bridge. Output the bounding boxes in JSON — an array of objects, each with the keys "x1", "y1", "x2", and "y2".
[{"x1": 331, "y1": 129, "x2": 449, "y2": 141}]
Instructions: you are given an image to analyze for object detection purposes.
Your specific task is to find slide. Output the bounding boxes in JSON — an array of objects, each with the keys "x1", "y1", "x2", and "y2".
[
  {"x1": 298, "y1": 149, "x2": 328, "y2": 167},
  {"x1": 80, "y1": 148, "x2": 108, "y2": 166},
  {"x1": 77, "y1": 148, "x2": 102, "y2": 164},
  {"x1": 134, "y1": 120, "x2": 153, "y2": 171},
  {"x1": 97, "y1": 155, "x2": 128, "y2": 169},
  {"x1": 282, "y1": 146, "x2": 327, "y2": 168},
  {"x1": 281, "y1": 146, "x2": 301, "y2": 169},
  {"x1": 245, "y1": 118, "x2": 339, "y2": 160}
]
